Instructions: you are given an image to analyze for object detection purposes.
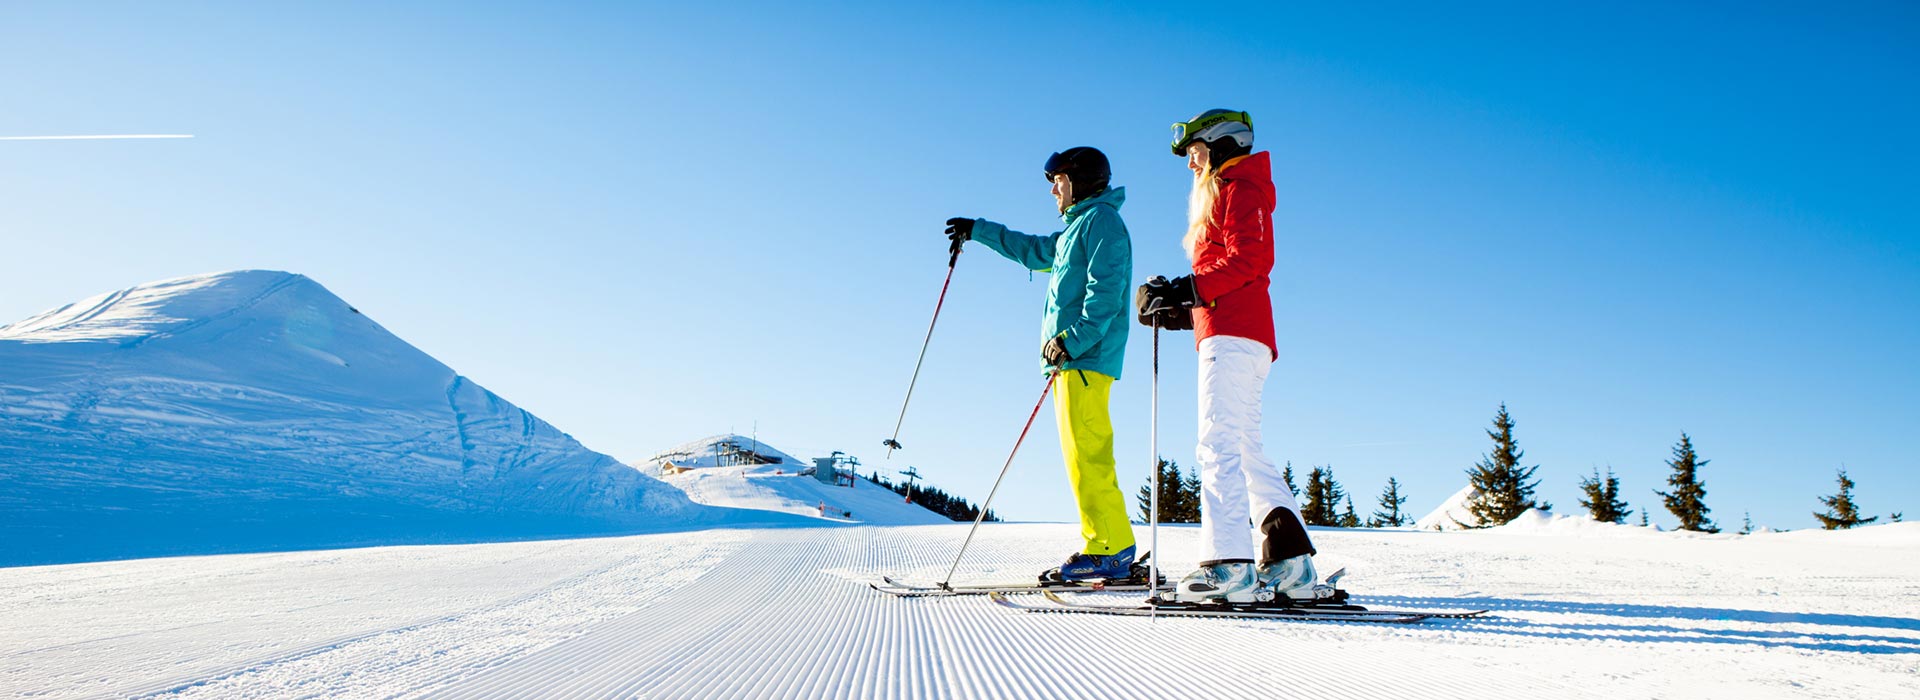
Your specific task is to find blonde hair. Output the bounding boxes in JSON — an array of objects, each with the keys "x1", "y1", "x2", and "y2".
[{"x1": 1183, "y1": 168, "x2": 1222, "y2": 260}]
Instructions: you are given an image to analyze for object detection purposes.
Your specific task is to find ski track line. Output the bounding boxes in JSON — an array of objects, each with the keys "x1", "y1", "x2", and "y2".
[
  {"x1": 420, "y1": 526, "x2": 1599, "y2": 700},
  {"x1": 0, "y1": 548, "x2": 475, "y2": 674},
  {"x1": 430, "y1": 527, "x2": 937, "y2": 699},
  {"x1": 109, "y1": 532, "x2": 750, "y2": 700},
  {"x1": 111, "y1": 549, "x2": 642, "y2": 699},
  {"x1": 15, "y1": 525, "x2": 1900, "y2": 698}
]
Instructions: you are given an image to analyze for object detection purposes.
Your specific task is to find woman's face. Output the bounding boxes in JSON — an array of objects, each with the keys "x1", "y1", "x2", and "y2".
[
  {"x1": 1050, "y1": 173, "x2": 1073, "y2": 214},
  {"x1": 1186, "y1": 141, "x2": 1211, "y2": 175}
]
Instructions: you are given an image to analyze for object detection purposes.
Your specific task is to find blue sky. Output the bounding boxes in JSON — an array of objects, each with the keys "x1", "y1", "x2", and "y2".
[{"x1": 3, "y1": 1, "x2": 1915, "y2": 531}]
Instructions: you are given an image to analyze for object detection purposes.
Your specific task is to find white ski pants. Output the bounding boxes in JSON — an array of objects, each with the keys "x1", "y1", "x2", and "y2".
[{"x1": 1196, "y1": 335, "x2": 1304, "y2": 564}]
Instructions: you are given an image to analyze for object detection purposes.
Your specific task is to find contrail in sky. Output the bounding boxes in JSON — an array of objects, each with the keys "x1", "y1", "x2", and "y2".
[{"x1": 0, "y1": 134, "x2": 194, "y2": 140}]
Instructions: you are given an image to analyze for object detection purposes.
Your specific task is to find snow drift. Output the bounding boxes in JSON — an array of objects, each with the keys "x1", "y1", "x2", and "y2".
[{"x1": 0, "y1": 271, "x2": 737, "y2": 567}]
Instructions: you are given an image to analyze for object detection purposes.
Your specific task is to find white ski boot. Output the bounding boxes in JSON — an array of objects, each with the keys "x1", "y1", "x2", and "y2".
[
  {"x1": 1256, "y1": 554, "x2": 1325, "y2": 602},
  {"x1": 1169, "y1": 562, "x2": 1258, "y2": 603}
]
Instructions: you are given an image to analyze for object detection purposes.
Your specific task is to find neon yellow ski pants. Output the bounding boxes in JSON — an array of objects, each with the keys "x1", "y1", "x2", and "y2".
[{"x1": 1052, "y1": 369, "x2": 1136, "y2": 556}]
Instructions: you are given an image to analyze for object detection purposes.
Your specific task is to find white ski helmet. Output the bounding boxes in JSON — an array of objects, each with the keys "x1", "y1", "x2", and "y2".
[{"x1": 1170, "y1": 109, "x2": 1253, "y2": 156}]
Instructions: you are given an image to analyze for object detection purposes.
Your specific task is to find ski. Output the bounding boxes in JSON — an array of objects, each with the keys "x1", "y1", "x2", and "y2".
[
  {"x1": 989, "y1": 591, "x2": 1430, "y2": 623},
  {"x1": 1040, "y1": 590, "x2": 1489, "y2": 620},
  {"x1": 871, "y1": 575, "x2": 1155, "y2": 598},
  {"x1": 873, "y1": 552, "x2": 1166, "y2": 597}
]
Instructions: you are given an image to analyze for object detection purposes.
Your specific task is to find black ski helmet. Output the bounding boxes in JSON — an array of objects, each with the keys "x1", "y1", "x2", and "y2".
[{"x1": 1042, "y1": 146, "x2": 1111, "y2": 202}]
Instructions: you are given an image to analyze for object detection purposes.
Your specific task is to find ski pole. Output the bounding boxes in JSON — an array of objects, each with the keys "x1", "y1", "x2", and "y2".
[
  {"x1": 938, "y1": 374, "x2": 1054, "y2": 590},
  {"x1": 882, "y1": 248, "x2": 962, "y2": 458},
  {"x1": 1149, "y1": 324, "x2": 1161, "y2": 600}
]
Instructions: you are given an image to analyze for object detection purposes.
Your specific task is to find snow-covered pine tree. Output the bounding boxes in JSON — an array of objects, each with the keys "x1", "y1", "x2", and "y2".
[
  {"x1": 1339, "y1": 496, "x2": 1362, "y2": 528},
  {"x1": 1463, "y1": 403, "x2": 1543, "y2": 527},
  {"x1": 1655, "y1": 433, "x2": 1718, "y2": 532},
  {"x1": 1577, "y1": 467, "x2": 1632, "y2": 523},
  {"x1": 1370, "y1": 477, "x2": 1409, "y2": 527},
  {"x1": 1814, "y1": 467, "x2": 1878, "y2": 530}
]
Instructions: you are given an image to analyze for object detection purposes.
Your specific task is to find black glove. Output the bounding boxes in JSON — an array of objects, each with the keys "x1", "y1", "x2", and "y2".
[
  {"x1": 1136, "y1": 275, "x2": 1197, "y2": 330},
  {"x1": 1165, "y1": 275, "x2": 1198, "y2": 306},
  {"x1": 1042, "y1": 335, "x2": 1073, "y2": 366},
  {"x1": 944, "y1": 217, "x2": 975, "y2": 256}
]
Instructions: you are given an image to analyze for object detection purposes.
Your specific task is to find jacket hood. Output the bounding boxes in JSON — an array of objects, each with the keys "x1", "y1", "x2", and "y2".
[
  {"x1": 1063, "y1": 185, "x2": 1126, "y2": 223},
  {"x1": 1216, "y1": 152, "x2": 1273, "y2": 202}
]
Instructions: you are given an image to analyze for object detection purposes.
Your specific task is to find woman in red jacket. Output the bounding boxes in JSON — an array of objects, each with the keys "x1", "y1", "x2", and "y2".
[{"x1": 1139, "y1": 109, "x2": 1320, "y2": 604}]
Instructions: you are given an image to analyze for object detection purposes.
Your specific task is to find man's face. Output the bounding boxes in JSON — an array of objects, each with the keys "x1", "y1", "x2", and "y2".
[
  {"x1": 1186, "y1": 141, "x2": 1211, "y2": 176},
  {"x1": 1050, "y1": 173, "x2": 1073, "y2": 214}
]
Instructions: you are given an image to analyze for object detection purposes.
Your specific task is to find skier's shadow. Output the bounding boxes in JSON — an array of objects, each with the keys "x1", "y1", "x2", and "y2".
[{"x1": 1355, "y1": 595, "x2": 1920, "y2": 655}]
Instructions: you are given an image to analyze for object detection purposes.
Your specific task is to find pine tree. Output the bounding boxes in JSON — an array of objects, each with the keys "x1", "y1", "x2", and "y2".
[
  {"x1": 1301, "y1": 468, "x2": 1328, "y2": 526},
  {"x1": 1655, "y1": 433, "x2": 1718, "y2": 532},
  {"x1": 1136, "y1": 458, "x2": 1200, "y2": 523},
  {"x1": 883, "y1": 477, "x2": 998, "y2": 522},
  {"x1": 1577, "y1": 467, "x2": 1632, "y2": 524},
  {"x1": 1740, "y1": 511, "x2": 1753, "y2": 535},
  {"x1": 1302, "y1": 466, "x2": 1346, "y2": 526},
  {"x1": 1339, "y1": 496, "x2": 1362, "y2": 528},
  {"x1": 1640, "y1": 510, "x2": 1649, "y2": 527},
  {"x1": 1813, "y1": 467, "x2": 1878, "y2": 530},
  {"x1": 1324, "y1": 467, "x2": 1347, "y2": 526},
  {"x1": 1462, "y1": 403, "x2": 1543, "y2": 527},
  {"x1": 1185, "y1": 465, "x2": 1203, "y2": 522},
  {"x1": 1370, "y1": 477, "x2": 1410, "y2": 527},
  {"x1": 1891, "y1": 512, "x2": 1903, "y2": 523},
  {"x1": 1282, "y1": 462, "x2": 1299, "y2": 499}
]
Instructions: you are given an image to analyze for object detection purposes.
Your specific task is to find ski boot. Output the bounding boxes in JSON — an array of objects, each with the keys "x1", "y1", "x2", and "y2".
[
  {"x1": 1161, "y1": 561, "x2": 1258, "y2": 604},
  {"x1": 1255, "y1": 554, "x2": 1343, "y2": 606},
  {"x1": 1039, "y1": 545, "x2": 1136, "y2": 584}
]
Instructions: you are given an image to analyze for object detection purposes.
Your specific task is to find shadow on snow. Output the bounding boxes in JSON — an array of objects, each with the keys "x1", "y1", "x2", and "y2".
[{"x1": 1357, "y1": 594, "x2": 1920, "y2": 655}]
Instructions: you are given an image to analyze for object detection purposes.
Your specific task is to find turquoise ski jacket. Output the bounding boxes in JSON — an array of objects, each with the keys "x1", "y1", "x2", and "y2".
[{"x1": 968, "y1": 186, "x2": 1133, "y2": 380}]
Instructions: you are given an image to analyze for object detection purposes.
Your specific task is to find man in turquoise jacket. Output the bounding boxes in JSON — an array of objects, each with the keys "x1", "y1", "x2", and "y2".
[{"x1": 944, "y1": 146, "x2": 1138, "y2": 582}]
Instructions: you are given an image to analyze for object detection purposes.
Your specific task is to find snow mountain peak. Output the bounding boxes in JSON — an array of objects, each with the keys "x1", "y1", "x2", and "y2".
[
  {"x1": 0, "y1": 270, "x2": 328, "y2": 344},
  {"x1": 0, "y1": 271, "x2": 747, "y2": 566}
]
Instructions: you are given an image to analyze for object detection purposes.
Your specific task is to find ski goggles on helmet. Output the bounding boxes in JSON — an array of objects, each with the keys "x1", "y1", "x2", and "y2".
[{"x1": 1170, "y1": 110, "x2": 1252, "y2": 155}]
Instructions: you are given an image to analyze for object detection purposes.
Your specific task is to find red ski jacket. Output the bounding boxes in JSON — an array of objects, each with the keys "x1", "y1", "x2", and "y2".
[{"x1": 1191, "y1": 151, "x2": 1278, "y2": 360}]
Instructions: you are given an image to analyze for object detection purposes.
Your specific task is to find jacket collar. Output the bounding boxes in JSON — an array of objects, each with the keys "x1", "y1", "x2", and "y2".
[
  {"x1": 1215, "y1": 151, "x2": 1269, "y2": 181},
  {"x1": 1062, "y1": 185, "x2": 1126, "y2": 223}
]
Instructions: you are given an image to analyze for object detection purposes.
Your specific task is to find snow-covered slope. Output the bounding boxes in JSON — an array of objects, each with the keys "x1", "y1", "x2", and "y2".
[
  {"x1": 0, "y1": 271, "x2": 734, "y2": 567},
  {"x1": 664, "y1": 465, "x2": 953, "y2": 525},
  {"x1": 643, "y1": 434, "x2": 953, "y2": 525},
  {"x1": 640, "y1": 433, "x2": 808, "y2": 471},
  {"x1": 1414, "y1": 484, "x2": 1478, "y2": 530},
  {"x1": 5, "y1": 522, "x2": 1916, "y2": 699}
]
